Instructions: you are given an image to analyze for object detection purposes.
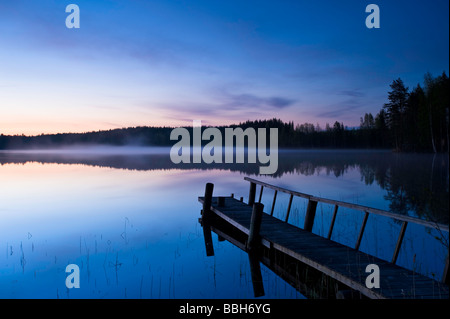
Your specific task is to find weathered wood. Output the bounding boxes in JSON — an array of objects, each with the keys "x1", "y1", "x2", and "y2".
[
  {"x1": 198, "y1": 196, "x2": 449, "y2": 299},
  {"x1": 258, "y1": 185, "x2": 264, "y2": 203},
  {"x1": 244, "y1": 176, "x2": 449, "y2": 232},
  {"x1": 247, "y1": 203, "x2": 264, "y2": 252},
  {"x1": 327, "y1": 205, "x2": 339, "y2": 239},
  {"x1": 201, "y1": 183, "x2": 215, "y2": 256},
  {"x1": 355, "y1": 212, "x2": 369, "y2": 250},
  {"x1": 270, "y1": 190, "x2": 278, "y2": 216},
  {"x1": 304, "y1": 200, "x2": 318, "y2": 232},
  {"x1": 248, "y1": 182, "x2": 257, "y2": 207},
  {"x1": 284, "y1": 194, "x2": 294, "y2": 223},
  {"x1": 245, "y1": 176, "x2": 312, "y2": 199},
  {"x1": 391, "y1": 221, "x2": 408, "y2": 264},
  {"x1": 202, "y1": 183, "x2": 214, "y2": 218}
]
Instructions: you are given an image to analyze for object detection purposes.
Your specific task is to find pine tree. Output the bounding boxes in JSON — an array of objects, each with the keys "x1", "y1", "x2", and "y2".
[{"x1": 383, "y1": 78, "x2": 409, "y2": 151}]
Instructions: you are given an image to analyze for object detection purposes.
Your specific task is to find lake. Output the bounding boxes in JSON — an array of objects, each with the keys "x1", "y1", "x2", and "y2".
[{"x1": 0, "y1": 149, "x2": 448, "y2": 299}]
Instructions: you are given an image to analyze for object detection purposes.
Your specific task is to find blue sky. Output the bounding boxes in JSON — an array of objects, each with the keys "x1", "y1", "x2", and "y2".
[{"x1": 0, "y1": 0, "x2": 448, "y2": 135}]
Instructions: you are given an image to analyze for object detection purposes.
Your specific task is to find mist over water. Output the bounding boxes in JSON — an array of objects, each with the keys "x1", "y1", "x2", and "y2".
[
  {"x1": 0, "y1": 149, "x2": 448, "y2": 298},
  {"x1": 0, "y1": 145, "x2": 173, "y2": 155}
]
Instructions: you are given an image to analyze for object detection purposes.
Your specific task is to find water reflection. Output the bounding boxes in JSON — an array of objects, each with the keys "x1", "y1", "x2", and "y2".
[
  {"x1": 0, "y1": 149, "x2": 448, "y2": 298},
  {"x1": 1, "y1": 149, "x2": 448, "y2": 224}
]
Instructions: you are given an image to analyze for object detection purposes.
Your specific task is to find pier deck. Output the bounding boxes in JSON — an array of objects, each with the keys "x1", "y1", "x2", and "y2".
[{"x1": 198, "y1": 179, "x2": 449, "y2": 299}]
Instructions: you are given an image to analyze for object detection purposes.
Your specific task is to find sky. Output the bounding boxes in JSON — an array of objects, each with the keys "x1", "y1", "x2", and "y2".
[{"x1": 0, "y1": 0, "x2": 448, "y2": 135}]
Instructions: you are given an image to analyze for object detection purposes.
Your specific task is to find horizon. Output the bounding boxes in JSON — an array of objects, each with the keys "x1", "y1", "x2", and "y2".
[
  {"x1": 1, "y1": 118, "x2": 361, "y2": 137},
  {"x1": 1, "y1": 0, "x2": 449, "y2": 135}
]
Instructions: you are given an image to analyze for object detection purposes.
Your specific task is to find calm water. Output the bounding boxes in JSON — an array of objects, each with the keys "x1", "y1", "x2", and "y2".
[{"x1": 0, "y1": 149, "x2": 448, "y2": 299}]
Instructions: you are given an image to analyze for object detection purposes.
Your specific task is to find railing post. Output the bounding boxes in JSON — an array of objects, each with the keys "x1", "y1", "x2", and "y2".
[
  {"x1": 327, "y1": 205, "x2": 339, "y2": 239},
  {"x1": 355, "y1": 212, "x2": 369, "y2": 251},
  {"x1": 284, "y1": 194, "x2": 294, "y2": 223},
  {"x1": 304, "y1": 199, "x2": 317, "y2": 232},
  {"x1": 248, "y1": 182, "x2": 257, "y2": 206},
  {"x1": 270, "y1": 190, "x2": 278, "y2": 216},
  {"x1": 247, "y1": 203, "x2": 264, "y2": 252},
  {"x1": 391, "y1": 221, "x2": 407, "y2": 264},
  {"x1": 258, "y1": 185, "x2": 264, "y2": 203}
]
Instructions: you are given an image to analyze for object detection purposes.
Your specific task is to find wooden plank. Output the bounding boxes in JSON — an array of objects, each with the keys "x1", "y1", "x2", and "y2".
[
  {"x1": 198, "y1": 196, "x2": 449, "y2": 299},
  {"x1": 244, "y1": 176, "x2": 312, "y2": 200}
]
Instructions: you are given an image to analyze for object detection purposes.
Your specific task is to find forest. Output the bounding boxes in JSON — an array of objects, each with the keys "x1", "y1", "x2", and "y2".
[{"x1": 1, "y1": 71, "x2": 448, "y2": 152}]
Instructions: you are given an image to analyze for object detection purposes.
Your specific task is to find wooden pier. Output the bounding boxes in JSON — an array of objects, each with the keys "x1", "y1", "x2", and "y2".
[{"x1": 198, "y1": 177, "x2": 449, "y2": 299}]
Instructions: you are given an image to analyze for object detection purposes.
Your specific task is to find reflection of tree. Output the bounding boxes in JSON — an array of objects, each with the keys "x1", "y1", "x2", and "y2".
[
  {"x1": 1, "y1": 150, "x2": 447, "y2": 224},
  {"x1": 356, "y1": 153, "x2": 448, "y2": 225},
  {"x1": 384, "y1": 155, "x2": 448, "y2": 224},
  {"x1": 384, "y1": 170, "x2": 410, "y2": 217},
  {"x1": 359, "y1": 165, "x2": 375, "y2": 185}
]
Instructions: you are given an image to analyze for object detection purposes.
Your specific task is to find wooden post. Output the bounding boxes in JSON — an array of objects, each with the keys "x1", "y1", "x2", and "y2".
[
  {"x1": 355, "y1": 212, "x2": 369, "y2": 251},
  {"x1": 202, "y1": 183, "x2": 214, "y2": 257},
  {"x1": 248, "y1": 182, "x2": 257, "y2": 206},
  {"x1": 391, "y1": 221, "x2": 407, "y2": 264},
  {"x1": 284, "y1": 194, "x2": 294, "y2": 223},
  {"x1": 270, "y1": 190, "x2": 278, "y2": 216},
  {"x1": 258, "y1": 185, "x2": 264, "y2": 203},
  {"x1": 218, "y1": 196, "x2": 225, "y2": 207},
  {"x1": 202, "y1": 183, "x2": 214, "y2": 218},
  {"x1": 304, "y1": 199, "x2": 317, "y2": 232},
  {"x1": 247, "y1": 203, "x2": 264, "y2": 252},
  {"x1": 327, "y1": 205, "x2": 338, "y2": 239}
]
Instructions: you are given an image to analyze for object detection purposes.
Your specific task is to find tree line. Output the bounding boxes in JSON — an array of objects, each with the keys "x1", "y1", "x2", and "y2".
[
  {"x1": 1, "y1": 71, "x2": 448, "y2": 151},
  {"x1": 364, "y1": 71, "x2": 449, "y2": 152},
  {"x1": 0, "y1": 119, "x2": 386, "y2": 149}
]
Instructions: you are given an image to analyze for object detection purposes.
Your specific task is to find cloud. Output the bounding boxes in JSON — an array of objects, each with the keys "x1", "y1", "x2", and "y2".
[
  {"x1": 315, "y1": 98, "x2": 366, "y2": 119},
  {"x1": 140, "y1": 89, "x2": 297, "y2": 126},
  {"x1": 213, "y1": 88, "x2": 296, "y2": 111},
  {"x1": 338, "y1": 89, "x2": 365, "y2": 98}
]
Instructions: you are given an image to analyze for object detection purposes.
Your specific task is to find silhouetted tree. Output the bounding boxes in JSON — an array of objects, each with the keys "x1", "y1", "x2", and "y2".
[{"x1": 383, "y1": 78, "x2": 409, "y2": 151}]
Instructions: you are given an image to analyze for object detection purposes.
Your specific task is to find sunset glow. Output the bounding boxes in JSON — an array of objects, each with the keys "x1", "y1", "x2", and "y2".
[{"x1": 1, "y1": 0, "x2": 448, "y2": 135}]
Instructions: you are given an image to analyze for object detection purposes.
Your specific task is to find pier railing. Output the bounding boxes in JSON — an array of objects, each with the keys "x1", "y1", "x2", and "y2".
[{"x1": 244, "y1": 177, "x2": 449, "y2": 284}]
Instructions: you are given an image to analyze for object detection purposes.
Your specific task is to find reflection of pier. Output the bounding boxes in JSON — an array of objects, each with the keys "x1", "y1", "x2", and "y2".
[{"x1": 198, "y1": 178, "x2": 449, "y2": 299}]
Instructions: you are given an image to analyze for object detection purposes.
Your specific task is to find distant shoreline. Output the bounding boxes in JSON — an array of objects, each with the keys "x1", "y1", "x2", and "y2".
[{"x1": 0, "y1": 118, "x2": 447, "y2": 153}]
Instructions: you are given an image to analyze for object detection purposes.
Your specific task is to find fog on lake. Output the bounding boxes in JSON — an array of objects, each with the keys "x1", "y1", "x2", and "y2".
[{"x1": 0, "y1": 149, "x2": 448, "y2": 298}]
